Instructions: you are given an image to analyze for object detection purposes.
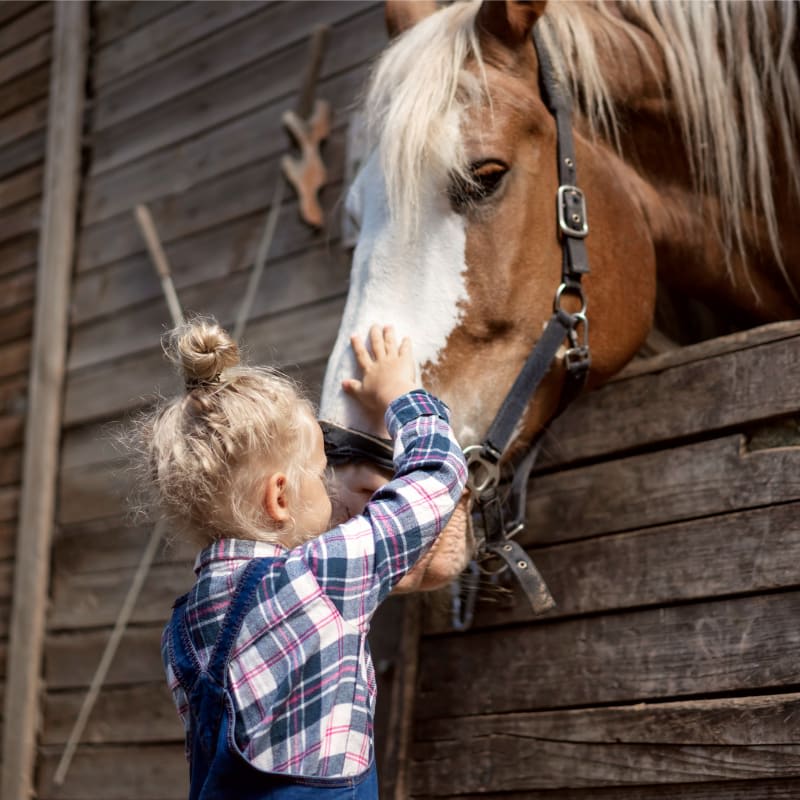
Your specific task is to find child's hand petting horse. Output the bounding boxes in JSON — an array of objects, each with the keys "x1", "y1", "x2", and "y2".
[{"x1": 343, "y1": 324, "x2": 419, "y2": 417}]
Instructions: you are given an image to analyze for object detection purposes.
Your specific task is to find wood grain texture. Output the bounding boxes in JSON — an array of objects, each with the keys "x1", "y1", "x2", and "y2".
[
  {"x1": 0, "y1": 2, "x2": 51, "y2": 58},
  {"x1": 424, "y1": 499, "x2": 800, "y2": 633},
  {"x1": 0, "y1": 163, "x2": 42, "y2": 210},
  {"x1": 541, "y1": 330, "x2": 800, "y2": 467},
  {"x1": 68, "y1": 242, "x2": 351, "y2": 372},
  {"x1": 94, "y1": 1, "x2": 181, "y2": 48},
  {"x1": 411, "y1": 694, "x2": 800, "y2": 794},
  {"x1": 82, "y1": 57, "x2": 368, "y2": 225},
  {"x1": 0, "y1": 1, "x2": 37, "y2": 28},
  {"x1": 90, "y1": 5, "x2": 379, "y2": 176},
  {"x1": 62, "y1": 294, "x2": 344, "y2": 428},
  {"x1": 0, "y1": 128, "x2": 45, "y2": 179},
  {"x1": 525, "y1": 435, "x2": 800, "y2": 545},
  {"x1": 0, "y1": 338, "x2": 31, "y2": 379},
  {"x1": 92, "y1": 1, "x2": 369, "y2": 133},
  {"x1": 77, "y1": 128, "x2": 345, "y2": 278},
  {"x1": 0, "y1": 446, "x2": 21, "y2": 486},
  {"x1": 42, "y1": 682, "x2": 181, "y2": 745},
  {"x1": 416, "y1": 592, "x2": 800, "y2": 719},
  {"x1": 1, "y1": 5, "x2": 87, "y2": 798},
  {"x1": 37, "y1": 743, "x2": 187, "y2": 800},
  {"x1": 0, "y1": 30, "x2": 50, "y2": 84},
  {"x1": 49, "y1": 561, "x2": 193, "y2": 631},
  {"x1": 0, "y1": 232, "x2": 37, "y2": 275},
  {"x1": 0, "y1": 196, "x2": 41, "y2": 241},
  {"x1": 0, "y1": 267, "x2": 36, "y2": 313},
  {"x1": 45, "y1": 624, "x2": 167, "y2": 689},
  {"x1": 93, "y1": 1, "x2": 263, "y2": 89},
  {"x1": 410, "y1": 779, "x2": 800, "y2": 800},
  {"x1": 0, "y1": 61, "x2": 49, "y2": 117}
]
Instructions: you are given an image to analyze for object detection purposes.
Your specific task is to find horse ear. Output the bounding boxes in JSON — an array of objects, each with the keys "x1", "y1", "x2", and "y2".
[
  {"x1": 477, "y1": 0, "x2": 546, "y2": 47},
  {"x1": 385, "y1": 0, "x2": 438, "y2": 39}
]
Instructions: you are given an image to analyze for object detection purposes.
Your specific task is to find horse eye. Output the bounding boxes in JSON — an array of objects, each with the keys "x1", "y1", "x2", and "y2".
[{"x1": 449, "y1": 160, "x2": 509, "y2": 210}]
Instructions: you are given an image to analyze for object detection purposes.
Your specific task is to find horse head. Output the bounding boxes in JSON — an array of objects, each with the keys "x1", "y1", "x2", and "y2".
[{"x1": 320, "y1": 0, "x2": 799, "y2": 592}]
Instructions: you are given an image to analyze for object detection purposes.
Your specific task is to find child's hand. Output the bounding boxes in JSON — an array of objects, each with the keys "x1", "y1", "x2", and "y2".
[{"x1": 342, "y1": 325, "x2": 418, "y2": 419}]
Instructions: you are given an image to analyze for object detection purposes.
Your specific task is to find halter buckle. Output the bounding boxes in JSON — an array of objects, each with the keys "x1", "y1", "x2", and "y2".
[
  {"x1": 464, "y1": 444, "x2": 502, "y2": 494},
  {"x1": 557, "y1": 185, "x2": 589, "y2": 239}
]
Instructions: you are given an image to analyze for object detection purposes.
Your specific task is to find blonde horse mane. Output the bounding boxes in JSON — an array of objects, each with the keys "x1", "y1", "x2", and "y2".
[{"x1": 365, "y1": 0, "x2": 800, "y2": 289}]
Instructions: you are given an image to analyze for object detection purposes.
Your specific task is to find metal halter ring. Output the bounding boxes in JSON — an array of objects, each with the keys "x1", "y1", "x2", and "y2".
[
  {"x1": 464, "y1": 444, "x2": 501, "y2": 494},
  {"x1": 554, "y1": 281, "x2": 587, "y2": 316}
]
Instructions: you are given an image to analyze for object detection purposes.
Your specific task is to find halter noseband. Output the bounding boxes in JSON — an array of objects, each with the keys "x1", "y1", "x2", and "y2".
[{"x1": 322, "y1": 27, "x2": 590, "y2": 627}]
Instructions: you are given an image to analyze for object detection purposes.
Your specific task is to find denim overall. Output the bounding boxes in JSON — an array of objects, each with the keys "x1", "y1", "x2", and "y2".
[{"x1": 167, "y1": 558, "x2": 379, "y2": 800}]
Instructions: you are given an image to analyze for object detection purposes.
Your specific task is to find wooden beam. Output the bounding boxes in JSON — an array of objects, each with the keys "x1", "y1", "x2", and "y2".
[{"x1": 1, "y1": 3, "x2": 88, "y2": 800}]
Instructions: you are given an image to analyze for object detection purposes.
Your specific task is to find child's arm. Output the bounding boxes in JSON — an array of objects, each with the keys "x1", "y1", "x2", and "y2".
[{"x1": 295, "y1": 327, "x2": 468, "y2": 630}]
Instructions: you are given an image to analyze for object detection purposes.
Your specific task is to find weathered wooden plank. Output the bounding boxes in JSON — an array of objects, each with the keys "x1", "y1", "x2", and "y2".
[
  {"x1": 94, "y1": 1, "x2": 181, "y2": 48},
  {"x1": 412, "y1": 694, "x2": 800, "y2": 794},
  {"x1": 45, "y1": 625, "x2": 166, "y2": 689},
  {"x1": 0, "y1": 446, "x2": 21, "y2": 486},
  {"x1": 0, "y1": 196, "x2": 40, "y2": 241},
  {"x1": 82, "y1": 53, "x2": 367, "y2": 225},
  {"x1": 71, "y1": 192, "x2": 330, "y2": 325},
  {"x1": 42, "y1": 682, "x2": 181, "y2": 746},
  {"x1": 38, "y1": 744, "x2": 188, "y2": 800},
  {"x1": 49, "y1": 561, "x2": 193, "y2": 631},
  {"x1": 94, "y1": 1, "x2": 264, "y2": 90},
  {"x1": 619, "y1": 321, "x2": 800, "y2": 380},
  {"x1": 67, "y1": 241, "x2": 351, "y2": 373},
  {"x1": 0, "y1": 338, "x2": 31, "y2": 379},
  {"x1": 525, "y1": 434, "x2": 800, "y2": 545},
  {"x1": 59, "y1": 356, "x2": 327, "y2": 470},
  {"x1": 410, "y1": 779, "x2": 800, "y2": 800},
  {"x1": 0, "y1": 232, "x2": 37, "y2": 275},
  {"x1": 0, "y1": 96, "x2": 47, "y2": 149},
  {"x1": 0, "y1": 521, "x2": 17, "y2": 560},
  {"x1": 62, "y1": 295, "x2": 344, "y2": 428},
  {"x1": 0, "y1": 266, "x2": 36, "y2": 311},
  {"x1": 92, "y1": 1, "x2": 370, "y2": 133},
  {"x1": 0, "y1": 2, "x2": 37, "y2": 28},
  {"x1": 0, "y1": 30, "x2": 50, "y2": 84},
  {"x1": 0, "y1": 128, "x2": 45, "y2": 180},
  {"x1": 0, "y1": 486, "x2": 19, "y2": 522},
  {"x1": 0, "y1": 374, "x2": 26, "y2": 414},
  {"x1": 77, "y1": 126, "x2": 345, "y2": 277},
  {"x1": 416, "y1": 592, "x2": 800, "y2": 719},
  {"x1": 0, "y1": 303, "x2": 33, "y2": 345},
  {"x1": 91, "y1": 4, "x2": 379, "y2": 175},
  {"x1": 0, "y1": 3, "x2": 51, "y2": 58},
  {"x1": 425, "y1": 500, "x2": 800, "y2": 633},
  {"x1": 542, "y1": 329, "x2": 800, "y2": 467},
  {"x1": 0, "y1": 61, "x2": 48, "y2": 117},
  {"x1": 2, "y1": 5, "x2": 87, "y2": 797},
  {"x1": 0, "y1": 163, "x2": 42, "y2": 210},
  {"x1": 0, "y1": 414, "x2": 23, "y2": 449},
  {"x1": 53, "y1": 516, "x2": 195, "y2": 573}
]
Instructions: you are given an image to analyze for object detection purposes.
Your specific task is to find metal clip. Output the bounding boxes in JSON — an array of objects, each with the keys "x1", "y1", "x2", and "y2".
[
  {"x1": 464, "y1": 444, "x2": 502, "y2": 494},
  {"x1": 557, "y1": 184, "x2": 589, "y2": 238}
]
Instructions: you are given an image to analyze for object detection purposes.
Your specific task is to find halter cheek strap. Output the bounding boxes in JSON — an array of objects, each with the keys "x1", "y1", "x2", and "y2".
[{"x1": 459, "y1": 26, "x2": 592, "y2": 619}]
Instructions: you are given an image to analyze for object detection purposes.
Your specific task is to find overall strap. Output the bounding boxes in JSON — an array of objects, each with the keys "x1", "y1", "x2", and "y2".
[{"x1": 205, "y1": 557, "x2": 277, "y2": 684}]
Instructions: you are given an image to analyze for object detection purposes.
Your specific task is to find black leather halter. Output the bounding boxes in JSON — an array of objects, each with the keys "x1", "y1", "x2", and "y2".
[{"x1": 321, "y1": 27, "x2": 590, "y2": 626}]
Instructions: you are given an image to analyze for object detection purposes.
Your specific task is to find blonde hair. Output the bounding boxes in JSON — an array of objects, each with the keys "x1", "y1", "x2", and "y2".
[{"x1": 127, "y1": 316, "x2": 318, "y2": 548}]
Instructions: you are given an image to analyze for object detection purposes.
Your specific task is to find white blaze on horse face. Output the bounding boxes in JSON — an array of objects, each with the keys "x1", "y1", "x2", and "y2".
[{"x1": 319, "y1": 151, "x2": 469, "y2": 433}]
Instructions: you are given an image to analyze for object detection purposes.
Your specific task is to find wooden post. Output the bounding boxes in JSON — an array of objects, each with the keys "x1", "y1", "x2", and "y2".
[{"x1": 1, "y1": 3, "x2": 89, "y2": 799}]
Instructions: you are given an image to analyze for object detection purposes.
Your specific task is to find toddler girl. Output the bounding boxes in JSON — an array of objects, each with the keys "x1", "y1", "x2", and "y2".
[{"x1": 136, "y1": 317, "x2": 467, "y2": 799}]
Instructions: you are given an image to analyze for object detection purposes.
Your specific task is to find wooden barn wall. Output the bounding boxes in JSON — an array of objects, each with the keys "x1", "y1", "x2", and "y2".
[
  {"x1": 414, "y1": 322, "x2": 800, "y2": 799},
  {"x1": 0, "y1": 0, "x2": 53, "y2": 761},
  {"x1": 37, "y1": 2, "x2": 386, "y2": 798}
]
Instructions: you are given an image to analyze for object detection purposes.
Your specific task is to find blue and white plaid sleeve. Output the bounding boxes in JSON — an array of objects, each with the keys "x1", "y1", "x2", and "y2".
[{"x1": 298, "y1": 390, "x2": 467, "y2": 631}]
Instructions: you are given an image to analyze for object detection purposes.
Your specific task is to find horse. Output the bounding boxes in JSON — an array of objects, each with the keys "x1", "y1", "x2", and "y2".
[{"x1": 319, "y1": 0, "x2": 800, "y2": 593}]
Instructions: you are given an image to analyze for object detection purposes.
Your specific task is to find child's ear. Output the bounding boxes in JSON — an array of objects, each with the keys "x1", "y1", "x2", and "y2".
[{"x1": 263, "y1": 473, "x2": 291, "y2": 525}]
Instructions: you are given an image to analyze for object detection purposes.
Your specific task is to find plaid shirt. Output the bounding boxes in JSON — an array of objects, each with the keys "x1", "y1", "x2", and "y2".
[{"x1": 162, "y1": 390, "x2": 467, "y2": 779}]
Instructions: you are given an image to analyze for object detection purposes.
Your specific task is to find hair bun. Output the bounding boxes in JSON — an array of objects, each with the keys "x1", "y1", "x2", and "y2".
[{"x1": 166, "y1": 317, "x2": 240, "y2": 389}]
